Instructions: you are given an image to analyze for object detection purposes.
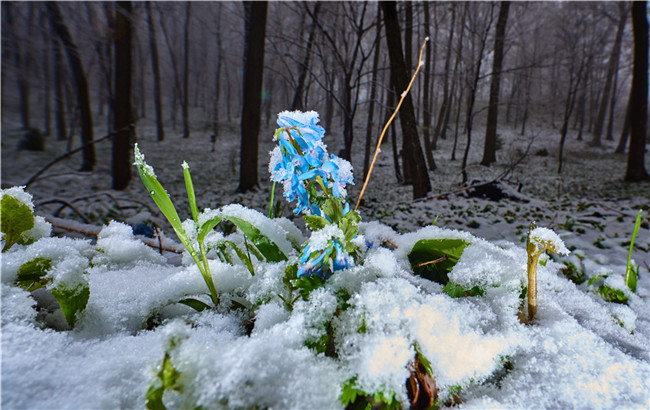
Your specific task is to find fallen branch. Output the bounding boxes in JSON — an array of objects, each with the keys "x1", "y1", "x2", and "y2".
[{"x1": 42, "y1": 214, "x2": 184, "y2": 254}]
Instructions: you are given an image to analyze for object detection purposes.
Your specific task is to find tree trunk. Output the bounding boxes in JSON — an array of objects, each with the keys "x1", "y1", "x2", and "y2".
[
  {"x1": 433, "y1": 3, "x2": 457, "y2": 147},
  {"x1": 615, "y1": 98, "x2": 631, "y2": 154},
  {"x1": 625, "y1": 1, "x2": 650, "y2": 181},
  {"x1": 112, "y1": 1, "x2": 133, "y2": 190},
  {"x1": 53, "y1": 38, "x2": 67, "y2": 141},
  {"x1": 421, "y1": 3, "x2": 436, "y2": 171},
  {"x1": 182, "y1": 2, "x2": 191, "y2": 138},
  {"x1": 381, "y1": 1, "x2": 431, "y2": 199},
  {"x1": 40, "y1": 9, "x2": 51, "y2": 136},
  {"x1": 291, "y1": 2, "x2": 321, "y2": 111},
  {"x1": 238, "y1": 1, "x2": 268, "y2": 192},
  {"x1": 47, "y1": 2, "x2": 95, "y2": 171},
  {"x1": 481, "y1": 1, "x2": 510, "y2": 167},
  {"x1": 212, "y1": 4, "x2": 223, "y2": 144},
  {"x1": 591, "y1": 2, "x2": 627, "y2": 147},
  {"x1": 363, "y1": 8, "x2": 382, "y2": 180},
  {"x1": 146, "y1": 1, "x2": 164, "y2": 141}
]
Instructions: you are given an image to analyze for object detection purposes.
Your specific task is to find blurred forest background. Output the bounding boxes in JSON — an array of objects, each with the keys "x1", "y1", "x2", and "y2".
[{"x1": 1, "y1": 1, "x2": 648, "y2": 201}]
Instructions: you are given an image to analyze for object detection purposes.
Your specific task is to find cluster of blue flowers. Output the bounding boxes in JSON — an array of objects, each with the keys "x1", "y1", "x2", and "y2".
[
  {"x1": 269, "y1": 111, "x2": 354, "y2": 216},
  {"x1": 269, "y1": 111, "x2": 358, "y2": 279}
]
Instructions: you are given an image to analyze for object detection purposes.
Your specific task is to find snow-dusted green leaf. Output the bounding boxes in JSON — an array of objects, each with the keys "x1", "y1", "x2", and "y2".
[
  {"x1": 1, "y1": 194, "x2": 35, "y2": 252},
  {"x1": 51, "y1": 283, "x2": 90, "y2": 327}
]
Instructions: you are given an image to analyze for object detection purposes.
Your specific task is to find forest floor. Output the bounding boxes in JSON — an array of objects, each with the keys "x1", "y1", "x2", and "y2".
[{"x1": 2, "y1": 111, "x2": 649, "y2": 273}]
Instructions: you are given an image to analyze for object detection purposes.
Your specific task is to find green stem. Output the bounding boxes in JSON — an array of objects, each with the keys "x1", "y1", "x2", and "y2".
[
  {"x1": 315, "y1": 176, "x2": 331, "y2": 197},
  {"x1": 269, "y1": 181, "x2": 276, "y2": 218},
  {"x1": 198, "y1": 240, "x2": 219, "y2": 307}
]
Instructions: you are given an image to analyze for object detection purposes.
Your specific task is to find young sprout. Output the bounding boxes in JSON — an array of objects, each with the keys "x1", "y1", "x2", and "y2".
[{"x1": 526, "y1": 222, "x2": 569, "y2": 321}]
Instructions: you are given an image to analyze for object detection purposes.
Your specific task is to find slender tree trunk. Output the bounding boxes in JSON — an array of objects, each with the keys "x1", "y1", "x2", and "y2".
[
  {"x1": 182, "y1": 2, "x2": 191, "y2": 138},
  {"x1": 625, "y1": 1, "x2": 650, "y2": 181},
  {"x1": 112, "y1": 1, "x2": 133, "y2": 190},
  {"x1": 40, "y1": 9, "x2": 51, "y2": 136},
  {"x1": 53, "y1": 38, "x2": 67, "y2": 141},
  {"x1": 481, "y1": 1, "x2": 510, "y2": 167},
  {"x1": 433, "y1": 4, "x2": 457, "y2": 147},
  {"x1": 292, "y1": 2, "x2": 321, "y2": 111},
  {"x1": 592, "y1": 2, "x2": 627, "y2": 147},
  {"x1": 47, "y1": 2, "x2": 95, "y2": 171},
  {"x1": 421, "y1": 3, "x2": 436, "y2": 171},
  {"x1": 382, "y1": 1, "x2": 431, "y2": 199},
  {"x1": 238, "y1": 1, "x2": 268, "y2": 192},
  {"x1": 363, "y1": 8, "x2": 382, "y2": 180},
  {"x1": 212, "y1": 4, "x2": 223, "y2": 143},
  {"x1": 605, "y1": 56, "x2": 620, "y2": 141},
  {"x1": 146, "y1": 1, "x2": 164, "y2": 141}
]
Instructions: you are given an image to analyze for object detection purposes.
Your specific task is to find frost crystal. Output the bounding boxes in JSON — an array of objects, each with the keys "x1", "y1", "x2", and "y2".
[{"x1": 133, "y1": 144, "x2": 156, "y2": 178}]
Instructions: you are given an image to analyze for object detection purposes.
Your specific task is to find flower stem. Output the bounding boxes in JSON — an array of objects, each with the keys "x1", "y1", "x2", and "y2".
[{"x1": 198, "y1": 240, "x2": 219, "y2": 307}]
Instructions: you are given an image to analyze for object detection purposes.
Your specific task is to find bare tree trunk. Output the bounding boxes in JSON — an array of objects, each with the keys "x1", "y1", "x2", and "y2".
[
  {"x1": 382, "y1": 1, "x2": 431, "y2": 199},
  {"x1": 591, "y1": 2, "x2": 628, "y2": 147},
  {"x1": 40, "y1": 9, "x2": 51, "y2": 136},
  {"x1": 605, "y1": 55, "x2": 620, "y2": 142},
  {"x1": 146, "y1": 1, "x2": 164, "y2": 141},
  {"x1": 238, "y1": 1, "x2": 268, "y2": 192},
  {"x1": 615, "y1": 98, "x2": 631, "y2": 154},
  {"x1": 53, "y1": 37, "x2": 67, "y2": 141},
  {"x1": 292, "y1": 2, "x2": 321, "y2": 111},
  {"x1": 481, "y1": 1, "x2": 510, "y2": 167},
  {"x1": 182, "y1": 2, "x2": 191, "y2": 138},
  {"x1": 363, "y1": 8, "x2": 382, "y2": 180},
  {"x1": 112, "y1": 1, "x2": 133, "y2": 190},
  {"x1": 47, "y1": 2, "x2": 95, "y2": 171},
  {"x1": 421, "y1": 3, "x2": 436, "y2": 171},
  {"x1": 625, "y1": 1, "x2": 650, "y2": 181},
  {"x1": 212, "y1": 4, "x2": 223, "y2": 143},
  {"x1": 433, "y1": 3, "x2": 457, "y2": 147}
]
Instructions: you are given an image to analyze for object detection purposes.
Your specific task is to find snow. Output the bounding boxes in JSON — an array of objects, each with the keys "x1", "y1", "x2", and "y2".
[{"x1": 2, "y1": 111, "x2": 650, "y2": 408}]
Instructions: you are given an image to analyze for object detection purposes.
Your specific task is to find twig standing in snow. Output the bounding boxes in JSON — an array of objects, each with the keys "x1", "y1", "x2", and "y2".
[{"x1": 355, "y1": 38, "x2": 428, "y2": 211}]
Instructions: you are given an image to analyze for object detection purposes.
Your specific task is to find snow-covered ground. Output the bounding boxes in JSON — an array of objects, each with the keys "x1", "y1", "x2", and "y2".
[{"x1": 2, "y1": 111, "x2": 649, "y2": 408}]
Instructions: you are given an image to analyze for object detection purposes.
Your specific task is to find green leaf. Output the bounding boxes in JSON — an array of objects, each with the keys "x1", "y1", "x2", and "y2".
[
  {"x1": 178, "y1": 298, "x2": 212, "y2": 312},
  {"x1": 51, "y1": 283, "x2": 90, "y2": 327},
  {"x1": 408, "y1": 239, "x2": 469, "y2": 285},
  {"x1": 197, "y1": 216, "x2": 223, "y2": 242},
  {"x1": 303, "y1": 214, "x2": 330, "y2": 230},
  {"x1": 295, "y1": 274, "x2": 326, "y2": 300},
  {"x1": 625, "y1": 210, "x2": 642, "y2": 293},
  {"x1": 223, "y1": 240, "x2": 255, "y2": 276},
  {"x1": 134, "y1": 145, "x2": 193, "y2": 253},
  {"x1": 182, "y1": 162, "x2": 199, "y2": 225},
  {"x1": 1, "y1": 194, "x2": 35, "y2": 252},
  {"x1": 340, "y1": 378, "x2": 369, "y2": 409},
  {"x1": 224, "y1": 216, "x2": 287, "y2": 262},
  {"x1": 587, "y1": 274, "x2": 605, "y2": 287},
  {"x1": 340, "y1": 210, "x2": 361, "y2": 243},
  {"x1": 321, "y1": 197, "x2": 344, "y2": 224},
  {"x1": 283, "y1": 263, "x2": 298, "y2": 286},
  {"x1": 146, "y1": 352, "x2": 183, "y2": 410},
  {"x1": 560, "y1": 261, "x2": 587, "y2": 285},
  {"x1": 15, "y1": 257, "x2": 52, "y2": 292},
  {"x1": 598, "y1": 285, "x2": 628, "y2": 305},
  {"x1": 443, "y1": 282, "x2": 484, "y2": 298}
]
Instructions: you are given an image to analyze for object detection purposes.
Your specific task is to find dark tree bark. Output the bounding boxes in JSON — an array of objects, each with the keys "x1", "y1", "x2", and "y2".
[
  {"x1": 112, "y1": 1, "x2": 133, "y2": 190},
  {"x1": 47, "y1": 2, "x2": 95, "y2": 171},
  {"x1": 40, "y1": 9, "x2": 51, "y2": 136},
  {"x1": 146, "y1": 1, "x2": 164, "y2": 141},
  {"x1": 481, "y1": 1, "x2": 510, "y2": 167},
  {"x1": 5, "y1": 3, "x2": 32, "y2": 129},
  {"x1": 238, "y1": 1, "x2": 268, "y2": 192},
  {"x1": 381, "y1": 1, "x2": 431, "y2": 199},
  {"x1": 52, "y1": 37, "x2": 67, "y2": 141},
  {"x1": 212, "y1": 3, "x2": 223, "y2": 143},
  {"x1": 615, "y1": 99, "x2": 631, "y2": 154},
  {"x1": 421, "y1": 3, "x2": 436, "y2": 171},
  {"x1": 625, "y1": 1, "x2": 649, "y2": 181},
  {"x1": 182, "y1": 2, "x2": 191, "y2": 138},
  {"x1": 591, "y1": 2, "x2": 628, "y2": 147},
  {"x1": 291, "y1": 2, "x2": 321, "y2": 111}
]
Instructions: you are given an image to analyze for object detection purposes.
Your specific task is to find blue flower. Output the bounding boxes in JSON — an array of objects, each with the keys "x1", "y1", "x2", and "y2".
[{"x1": 297, "y1": 238, "x2": 352, "y2": 279}]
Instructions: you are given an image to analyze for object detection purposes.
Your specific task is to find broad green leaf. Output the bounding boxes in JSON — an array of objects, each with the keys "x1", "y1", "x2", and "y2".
[
  {"x1": 587, "y1": 274, "x2": 605, "y2": 287},
  {"x1": 134, "y1": 145, "x2": 192, "y2": 253},
  {"x1": 1, "y1": 194, "x2": 35, "y2": 252},
  {"x1": 321, "y1": 197, "x2": 344, "y2": 224},
  {"x1": 197, "y1": 216, "x2": 223, "y2": 242},
  {"x1": 443, "y1": 282, "x2": 484, "y2": 298},
  {"x1": 182, "y1": 162, "x2": 199, "y2": 225},
  {"x1": 625, "y1": 210, "x2": 642, "y2": 293},
  {"x1": 51, "y1": 283, "x2": 90, "y2": 327},
  {"x1": 340, "y1": 210, "x2": 361, "y2": 243},
  {"x1": 408, "y1": 239, "x2": 469, "y2": 285},
  {"x1": 303, "y1": 214, "x2": 330, "y2": 230},
  {"x1": 16, "y1": 257, "x2": 52, "y2": 292},
  {"x1": 178, "y1": 298, "x2": 212, "y2": 312},
  {"x1": 225, "y1": 216, "x2": 287, "y2": 262}
]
